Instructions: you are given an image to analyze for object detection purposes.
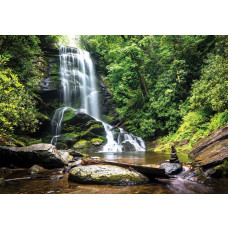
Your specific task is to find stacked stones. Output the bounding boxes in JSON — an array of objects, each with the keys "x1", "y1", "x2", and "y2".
[{"x1": 170, "y1": 146, "x2": 180, "y2": 163}]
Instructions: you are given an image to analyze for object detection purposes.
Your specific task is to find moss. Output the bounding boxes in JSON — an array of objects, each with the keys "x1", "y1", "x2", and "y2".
[
  {"x1": 91, "y1": 138, "x2": 103, "y2": 145},
  {"x1": 114, "y1": 128, "x2": 120, "y2": 132},
  {"x1": 74, "y1": 140, "x2": 91, "y2": 149},
  {"x1": 69, "y1": 151, "x2": 89, "y2": 159},
  {"x1": 214, "y1": 160, "x2": 228, "y2": 177},
  {"x1": 86, "y1": 120, "x2": 99, "y2": 127},
  {"x1": 61, "y1": 133, "x2": 79, "y2": 139},
  {"x1": 196, "y1": 169, "x2": 207, "y2": 182},
  {"x1": 63, "y1": 109, "x2": 75, "y2": 122},
  {"x1": 50, "y1": 62, "x2": 59, "y2": 75}
]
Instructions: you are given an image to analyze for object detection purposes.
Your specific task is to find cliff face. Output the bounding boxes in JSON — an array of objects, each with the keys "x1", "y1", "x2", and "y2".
[{"x1": 36, "y1": 48, "x2": 61, "y2": 140}]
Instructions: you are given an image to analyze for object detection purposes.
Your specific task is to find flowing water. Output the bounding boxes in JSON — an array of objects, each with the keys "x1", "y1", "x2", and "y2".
[
  {"x1": 50, "y1": 46, "x2": 145, "y2": 152},
  {"x1": 1, "y1": 151, "x2": 228, "y2": 194}
]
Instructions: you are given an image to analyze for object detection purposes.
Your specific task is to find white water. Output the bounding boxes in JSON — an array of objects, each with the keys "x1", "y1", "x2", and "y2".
[{"x1": 51, "y1": 46, "x2": 146, "y2": 152}]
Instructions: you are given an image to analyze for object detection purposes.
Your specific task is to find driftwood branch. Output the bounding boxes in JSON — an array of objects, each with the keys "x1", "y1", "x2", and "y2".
[{"x1": 110, "y1": 118, "x2": 127, "y2": 131}]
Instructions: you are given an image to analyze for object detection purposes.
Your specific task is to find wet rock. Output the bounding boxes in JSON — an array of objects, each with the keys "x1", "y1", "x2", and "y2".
[
  {"x1": 194, "y1": 139, "x2": 228, "y2": 168},
  {"x1": 0, "y1": 144, "x2": 73, "y2": 169},
  {"x1": 180, "y1": 167, "x2": 207, "y2": 184},
  {"x1": 0, "y1": 167, "x2": 11, "y2": 178},
  {"x1": 160, "y1": 162, "x2": 183, "y2": 175},
  {"x1": 205, "y1": 160, "x2": 228, "y2": 178},
  {"x1": 122, "y1": 141, "x2": 136, "y2": 152},
  {"x1": 97, "y1": 75, "x2": 119, "y2": 124},
  {"x1": 57, "y1": 112, "x2": 105, "y2": 152},
  {"x1": 68, "y1": 165, "x2": 149, "y2": 185},
  {"x1": 68, "y1": 159, "x2": 82, "y2": 169},
  {"x1": 190, "y1": 125, "x2": 228, "y2": 157},
  {"x1": 66, "y1": 150, "x2": 88, "y2": 159},
  {"x1": 30, "y1": 165, "x2": 48, "y2": 174},
  {"x1": 189, "y1": 125, "x2": 228, "y2": 169},
  {"x1": 169, "y1": 146, "x2": 180, "y2": 163},
  {"x1": 0, "y1": 178, "x2": 5, "y2": 186},
  {"x1": 91, "y1": 138, "x2": 103, "y2": 146}
]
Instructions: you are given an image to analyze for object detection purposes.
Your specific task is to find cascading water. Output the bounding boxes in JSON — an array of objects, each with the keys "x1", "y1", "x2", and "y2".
[{"x1": 51, "y1": 46, "x2": 146, "y2": 152}]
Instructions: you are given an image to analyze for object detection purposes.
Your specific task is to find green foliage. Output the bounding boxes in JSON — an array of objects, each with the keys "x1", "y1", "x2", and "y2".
[
  {"x1": 0, "y1": 35, "x2": 59, "y2": 144},
  {"x1": 158, "y1": 109, "x2": 228, "y2": 153},
  {"x1": 80, "y1": 35, "x2": 227, "y2": 147},
  {"x1": 189, "y1": 54, "x2": 228, "y2": 112},
  {"x1": 0, "y1": 55, "x2": 39, "y2": 134},
  {"x1": 80, "y1": 35, "x2": 220, "y2": 139}
]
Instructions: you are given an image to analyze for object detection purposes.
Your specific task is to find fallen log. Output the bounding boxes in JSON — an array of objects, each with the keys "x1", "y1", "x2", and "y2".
[{"x1": 82, "y1": 159, "x2": 169, "y2": 179}]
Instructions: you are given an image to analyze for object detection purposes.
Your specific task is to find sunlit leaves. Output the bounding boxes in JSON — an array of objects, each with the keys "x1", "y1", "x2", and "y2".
[
  {"x1": 0, "y1": 56, "x2": 39, "y2": 134},
  {"x1": 189, "y1": 54, "x2": 228, "y2": 112}
]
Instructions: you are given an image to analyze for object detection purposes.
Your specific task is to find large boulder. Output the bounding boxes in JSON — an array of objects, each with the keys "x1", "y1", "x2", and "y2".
[
  {"x1": 0, "y1": 144, "x2": 73, "y2": 169},
  {"x1": 68, "y1": 165, "x2": 149, "y2": 185},
  {"x1": 189, "y1": 125, "x2": 228, "y2": 169},
  {"x1": 57, "y1": 110, "x2": 106, "y2": 152}
]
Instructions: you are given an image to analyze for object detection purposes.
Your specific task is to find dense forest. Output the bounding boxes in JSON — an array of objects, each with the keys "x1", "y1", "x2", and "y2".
[
  {"x1": 80, "y1": 35, "x2": 228, "y2": 152},
  {"x1": 0, "y1": 35, "x2": 60, "y2": 145},
  {"x1": 0, "y1": 35, "x2": 227, "y2": 152},
  {"x1": 0, "y1": 35, "x2": 228, "y2": 194}
]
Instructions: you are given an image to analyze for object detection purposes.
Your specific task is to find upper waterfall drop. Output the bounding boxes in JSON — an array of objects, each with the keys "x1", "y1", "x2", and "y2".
[{"x1": 51, "y1": 46, "x2": 146, "y2": 152}]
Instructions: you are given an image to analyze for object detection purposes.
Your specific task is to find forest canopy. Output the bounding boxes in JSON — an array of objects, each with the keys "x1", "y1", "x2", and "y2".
[{"x1": 79, "y1": 35, "x2": 228, "y2": 145}]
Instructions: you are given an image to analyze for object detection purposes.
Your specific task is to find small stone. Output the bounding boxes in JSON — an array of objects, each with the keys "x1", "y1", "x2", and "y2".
[
  {"x1": 0, "y1": 178, "x2": 5, "y2": 186},
  {"x1": 160, "y1": 162, "x2": 183, "y2": 175},
  {"x1": 68, "y1": 159, "x2": 82, "y2": 169},
  {"x1": 30, "y1": 165, "x2": 48, "y2": 174}
]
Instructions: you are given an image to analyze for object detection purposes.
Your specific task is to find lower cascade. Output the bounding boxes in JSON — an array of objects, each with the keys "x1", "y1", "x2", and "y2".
[{"x1": 51, "y1": 46, "x2": 146, "y2": 152}]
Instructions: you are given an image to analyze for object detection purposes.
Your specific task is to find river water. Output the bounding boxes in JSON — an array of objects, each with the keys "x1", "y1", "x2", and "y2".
[{"x1": 1, "y1": 151, "x2": 227, "y2": 194}]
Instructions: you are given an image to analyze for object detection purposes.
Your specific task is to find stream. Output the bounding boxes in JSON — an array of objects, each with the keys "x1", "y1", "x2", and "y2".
[{"x1": 1, "y1": 151, "x2": 228, "y2": 194}]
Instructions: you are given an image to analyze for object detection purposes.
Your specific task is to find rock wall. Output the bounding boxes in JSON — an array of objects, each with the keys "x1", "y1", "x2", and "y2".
[{"x1": 189, "y1": 125, "x2": 228, "y2": 177}]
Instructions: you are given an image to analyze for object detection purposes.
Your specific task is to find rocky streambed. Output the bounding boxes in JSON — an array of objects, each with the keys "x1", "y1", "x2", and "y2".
[{"x1": 0, "y1": 125, "x2": 227, "y2": 193}]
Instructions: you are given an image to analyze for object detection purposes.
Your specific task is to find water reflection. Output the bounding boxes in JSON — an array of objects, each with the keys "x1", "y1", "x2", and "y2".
[{"x1": 0, "y1": 151, "x2": 227, "y2": 194}]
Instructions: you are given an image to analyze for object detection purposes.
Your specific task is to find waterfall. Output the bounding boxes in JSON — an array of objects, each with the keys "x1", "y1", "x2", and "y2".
[{"x1": 51, "y1": 46, "x2": 146, "y2": 152}]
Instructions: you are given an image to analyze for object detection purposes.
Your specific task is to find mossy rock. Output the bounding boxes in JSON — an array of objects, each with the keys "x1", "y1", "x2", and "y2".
[
  {"x1": 114, "y1": 128, "x2": 120, "y2": 133},
  {"x1": 67, "y1": 150, "x2": 89, "y2": 159},
  {"x1": 68, "y1": 165, "x2": 149, "y2": 185},
  {"x1": 56, "y1": 113, "x2": 105, "y2": 152},
  {"x1": 56, "y1": 133, "x2": 80, "y2": 149},
  {"x1": 74, "y1": 140, "x2": 91, "y2": 149},
  {"x1": 0, "y1": 144, "x2": 73, "y2": 169},
  {"x1": 72, "y1": 140, "x2": 103, "y2": 153},
  {"x1": 89, "y1": 124, "x2": 105, "y2": 136},
  {"x1": 63, "y1": 109, "x2": 75, "y2": 122},
  {"x1": 212, "y1": 160, "x2": 228, "y2": 177},
  {"x1": 91, "y1": 138, "x2": 103, "y2": 146}
]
